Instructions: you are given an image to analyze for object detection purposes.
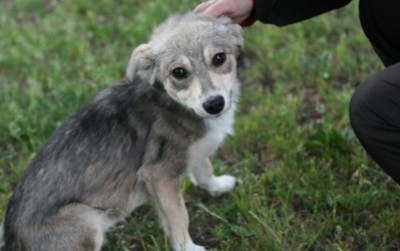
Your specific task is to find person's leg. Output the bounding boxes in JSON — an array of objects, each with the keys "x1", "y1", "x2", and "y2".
[
  {"x1": 349, "y1": 62, "x2": 400, "y2": 184},
  {"x1": 359, "y1": 0, "x2": 400, "y2": 67}
]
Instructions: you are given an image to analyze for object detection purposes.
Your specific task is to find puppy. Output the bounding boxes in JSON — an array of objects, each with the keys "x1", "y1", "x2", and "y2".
[{"x1": 1, "y1": 12, "x2": 243, "y2": 251}]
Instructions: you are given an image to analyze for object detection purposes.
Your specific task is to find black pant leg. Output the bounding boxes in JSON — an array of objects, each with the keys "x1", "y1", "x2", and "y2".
[
  {"x1": 359, "y1": 0, "x2": 400, "y2": 67},
  {"x1": 349, "y1": 62, "x2": 400, "y2": 184}
]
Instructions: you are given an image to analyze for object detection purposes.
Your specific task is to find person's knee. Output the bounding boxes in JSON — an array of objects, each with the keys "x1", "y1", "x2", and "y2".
[
  {"x1": 349, "y1": 74, "x2": 379, "y2": 134},
  {"x1": 349, "y1": 64, "x2": 400, "y2": 183},
  {"x1": 350, "y1": 63, "x2": 400, "y2": 132}
]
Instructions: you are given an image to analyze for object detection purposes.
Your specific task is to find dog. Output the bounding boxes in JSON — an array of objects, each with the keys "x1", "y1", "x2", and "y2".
[{"x1": 1, "y1": 12, "x2": 243, "y2": 251}]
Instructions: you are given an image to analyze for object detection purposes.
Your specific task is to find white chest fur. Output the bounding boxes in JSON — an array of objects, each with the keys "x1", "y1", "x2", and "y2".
[{"x1": 188, "y1": 105, "x2": 235, "y2": 170}]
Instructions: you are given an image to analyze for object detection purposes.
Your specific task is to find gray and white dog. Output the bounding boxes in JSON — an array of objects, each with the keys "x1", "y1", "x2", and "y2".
[{"x1": 1, "y1": 12, "x2": 243, "y2": 251}]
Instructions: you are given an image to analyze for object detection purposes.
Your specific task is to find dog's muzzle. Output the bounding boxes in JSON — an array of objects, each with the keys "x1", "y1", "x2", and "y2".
[{"x1": 202, "y1": 95, "x2": 225, "y2": 115}]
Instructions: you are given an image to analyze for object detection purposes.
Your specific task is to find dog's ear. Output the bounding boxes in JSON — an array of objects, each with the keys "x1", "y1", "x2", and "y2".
[
  {"x1": 217, "y1": 16, "x2": 244, "y2": 49},
  {"x1": 227, "y1": 23, "x2": 244, "y2": 50},
  {"x1": 126, "y1": 43, "x2": 156, "y2": 84}
]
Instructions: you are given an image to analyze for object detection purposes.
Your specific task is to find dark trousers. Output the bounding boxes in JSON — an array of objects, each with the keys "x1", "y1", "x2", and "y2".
[
  {"x1": 350, "y1": 63, "x2": 400, "y2": 184},
  {"x1": 349, "y1": 0, "x2": 400, "y2": 184}
]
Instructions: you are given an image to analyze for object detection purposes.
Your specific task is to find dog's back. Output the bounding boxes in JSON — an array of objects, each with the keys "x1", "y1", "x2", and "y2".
[{"x1": 3, "y1": 78, "x2": 207, "y2": 250}]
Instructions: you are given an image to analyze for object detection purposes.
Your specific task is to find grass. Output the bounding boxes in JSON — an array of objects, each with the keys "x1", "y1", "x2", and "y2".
[{"x1": 1, "y1": 0, "x2": 400, "y2": 250}]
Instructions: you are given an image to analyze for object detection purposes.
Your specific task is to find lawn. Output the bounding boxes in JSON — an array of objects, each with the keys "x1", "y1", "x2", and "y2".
[{"x1": 1, "y1": 0, "x2": 400, "y2": 250}]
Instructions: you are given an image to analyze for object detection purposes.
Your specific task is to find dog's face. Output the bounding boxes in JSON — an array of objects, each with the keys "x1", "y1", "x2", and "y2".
[{"x1": 126, "y1": 13, "x2": 244, "y2": 118}]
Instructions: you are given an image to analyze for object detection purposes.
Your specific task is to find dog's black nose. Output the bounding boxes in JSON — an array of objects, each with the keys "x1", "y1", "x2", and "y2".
[{"x1": 203, "y1": 95, "x2": 225, "y2": 115}]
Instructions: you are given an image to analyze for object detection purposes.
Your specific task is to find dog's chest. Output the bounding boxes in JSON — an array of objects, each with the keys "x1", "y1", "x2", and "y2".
[{"x1": 187, "y1": 108, "x2": 235, "y2": 169}]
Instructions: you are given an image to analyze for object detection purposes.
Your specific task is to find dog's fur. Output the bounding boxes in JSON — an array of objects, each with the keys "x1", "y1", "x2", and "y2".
[{"x1": 1, "y1": 13, "x2": 243, "y2": 251}]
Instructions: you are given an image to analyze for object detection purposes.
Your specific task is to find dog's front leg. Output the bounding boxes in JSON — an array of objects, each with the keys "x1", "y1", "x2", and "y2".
[
  {"x1": 140, "y1": 168, "x2": 206, "y2": 251},
  {"x1": 191, "y1": 158, "x2": 236, "y2": 197}
]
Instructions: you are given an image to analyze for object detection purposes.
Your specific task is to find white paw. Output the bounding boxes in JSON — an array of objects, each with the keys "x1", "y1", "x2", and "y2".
[
  {"x1": 174, "y1": 241, "x2": 206, "y2": 251},
  {"x1": 187, "y1": 244, "x2": 206, "y2": 251},
  {"x1": 208, "y1": 175, "x2": 236, "y2": 197}
]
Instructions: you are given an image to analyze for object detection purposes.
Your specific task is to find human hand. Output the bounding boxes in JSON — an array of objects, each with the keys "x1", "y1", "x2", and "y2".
[{"x1": 194, "y1": 0, "x2": 254, "y2": 24}]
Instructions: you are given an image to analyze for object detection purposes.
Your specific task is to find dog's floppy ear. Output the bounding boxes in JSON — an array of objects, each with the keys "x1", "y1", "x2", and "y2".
[
  {"x1": 126, "y1": 43, "x2": 156, "y2": 84},
  {"x1": 227, "y1": 23, "x2": 244, "y2": 50},
  {"x1": 218, "y1": 16, "x2": 244, "y2": 53}
]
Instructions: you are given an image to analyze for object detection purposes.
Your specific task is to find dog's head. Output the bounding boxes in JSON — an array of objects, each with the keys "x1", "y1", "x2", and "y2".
[{"x1": 126, "y1": 13, "x2": 244, "y2": 118}]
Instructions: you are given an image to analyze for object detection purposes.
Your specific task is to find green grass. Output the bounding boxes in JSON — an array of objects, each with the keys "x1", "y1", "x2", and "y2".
[{"x1": 1, "y1": 0, "x2": 400, "y2": 250}]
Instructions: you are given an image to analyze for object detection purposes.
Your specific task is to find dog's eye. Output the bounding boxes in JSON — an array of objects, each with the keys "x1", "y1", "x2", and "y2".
[
  {"x1": 171, "y1": 67, "x2": 188, "y2": 80},
  {"x1": 212, "y1": 52, "x2": 226, "y2": 67}
]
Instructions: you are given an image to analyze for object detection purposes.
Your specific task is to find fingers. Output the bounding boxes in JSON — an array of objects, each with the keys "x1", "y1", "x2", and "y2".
[
  {"x1": 194, "y1": 0, "x2": 254, "y2": 24},
  {"x1": 193, "y1": 1, "x2": 210, "y2": 13},
  {"x1": 194, "y1": 0, "x2": 229, "y2": 17},
  {"x1": 204, "y1": 2, "x2": 231, "y2": 17}
]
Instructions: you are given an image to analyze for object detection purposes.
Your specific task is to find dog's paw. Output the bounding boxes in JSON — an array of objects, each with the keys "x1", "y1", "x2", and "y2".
[
  {"x1": 207, "y1": 175, "x2": 236, "y2": 197},
  {"x1": 174, "y1": 242, "x2": 206, "y2": 251},
  {"x1": 187, "y1": 244, "x2": 206, "y2": 251}
]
